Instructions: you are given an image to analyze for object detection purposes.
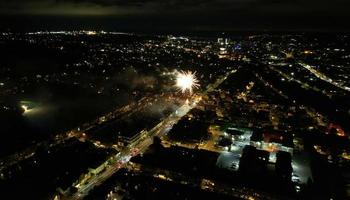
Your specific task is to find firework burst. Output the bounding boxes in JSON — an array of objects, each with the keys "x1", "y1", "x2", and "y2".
[{"x1": 175, "y1": 70, "x2": 199, "y2": 94}]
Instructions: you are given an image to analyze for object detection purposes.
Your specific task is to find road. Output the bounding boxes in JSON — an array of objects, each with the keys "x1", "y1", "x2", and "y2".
[
  {"x1": 61, "y1": 69, "x2": 237, "y2": 200},
  {"x1": 0, "y1": 96, "x2": 153, "y2": 173},
  {"x1": 69, "y1": 99, "x2": 196, "y2": 200},
  {"x1": 280, "y1": 51, "x2": 349, "y2": 92},
  {"x1": 298, "y1": 62, "x2": 350, "y2": 92}
]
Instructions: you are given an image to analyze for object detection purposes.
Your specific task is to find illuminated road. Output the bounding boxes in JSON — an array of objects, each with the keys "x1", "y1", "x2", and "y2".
[
  {"x1": 266, "y1": 64, "x2": 324, "y2": 95},
  {"x1": 69, "y1": 101, "x2": 196, "y2": 200},
  {"x1": 298, "y1": 62, "x2": 350, "y2": 92},
  {"x1": 0, "y1": 96, "x2": 151, "y2": 173},
  {"x1": 279, "y1": 51, "x2": 349, "y2": 92},
  {"x1": 62, "y1": 69, "x2": 238, "y2": 200}
]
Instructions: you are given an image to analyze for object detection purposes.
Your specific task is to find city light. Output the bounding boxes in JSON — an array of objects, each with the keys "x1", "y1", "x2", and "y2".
[
  {"x1": 175, "y1": 70, "x2": 199, "y2": 94},
  {"x1": 2, "y1": 27, "x2": 349, "y2": 200},
  {"x1": 21, "y1": 105, "x2": 28, "y2": 112},
  {"x1": 21, "y1": 105, "x2": 30, "y2": 114}
]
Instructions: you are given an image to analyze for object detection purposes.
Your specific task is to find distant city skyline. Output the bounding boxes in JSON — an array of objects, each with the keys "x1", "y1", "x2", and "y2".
[{"x1": 0, "y1": 0, "x2": 350, "y2": 32}]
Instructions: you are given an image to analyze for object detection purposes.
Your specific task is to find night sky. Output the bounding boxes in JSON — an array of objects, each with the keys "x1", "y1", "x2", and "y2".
[{"x1": 0, "y1": 0, "x2": 350, "y2": 32}]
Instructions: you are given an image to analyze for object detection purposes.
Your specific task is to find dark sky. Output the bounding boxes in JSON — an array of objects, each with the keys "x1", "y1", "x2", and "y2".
[{"x1": 1, "y1": 0, "x2": 350, "y2": 32}]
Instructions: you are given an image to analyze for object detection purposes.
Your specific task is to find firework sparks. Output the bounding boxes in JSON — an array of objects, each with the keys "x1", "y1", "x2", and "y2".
[{"x1": 175, "y1": 70, "x2": 199, "y2": 94}]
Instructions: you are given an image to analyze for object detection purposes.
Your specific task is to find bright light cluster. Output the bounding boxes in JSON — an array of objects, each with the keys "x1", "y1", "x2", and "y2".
[
  {"x1": 22, "y1": 105, "x2": 29, "y2": 112},
  {"x1": 175, "y1": 70, "x2": 199, "y2": 94}
]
